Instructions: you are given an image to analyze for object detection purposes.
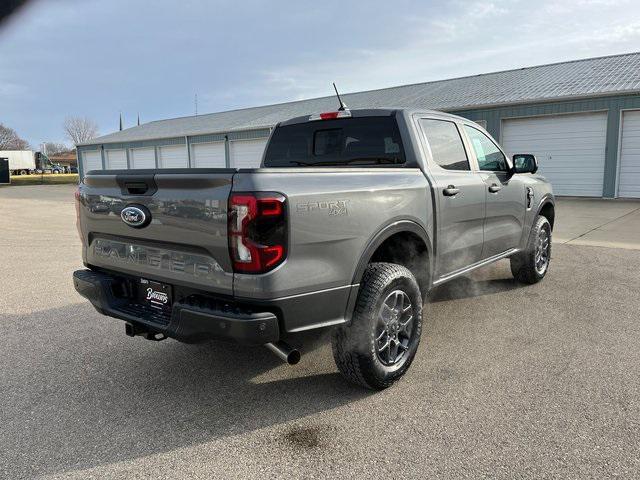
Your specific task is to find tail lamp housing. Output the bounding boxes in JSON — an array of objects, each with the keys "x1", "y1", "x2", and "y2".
[
  {"x1": 74, "y1": 187, "x2": 84, "y2": 245},
  {"x1": 228, "y1": 192, "x2": 287, "y2": 273}
]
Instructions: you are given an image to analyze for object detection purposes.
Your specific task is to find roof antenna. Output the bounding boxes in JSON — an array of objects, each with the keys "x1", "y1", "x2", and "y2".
[{"x1": 333, "y1": 82, "x2": 348, "y2": 111}]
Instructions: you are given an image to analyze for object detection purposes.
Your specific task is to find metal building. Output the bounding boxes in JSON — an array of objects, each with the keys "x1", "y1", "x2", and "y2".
[{"x1": 78, "y1": 52, "x2": 640, "y2": 198}]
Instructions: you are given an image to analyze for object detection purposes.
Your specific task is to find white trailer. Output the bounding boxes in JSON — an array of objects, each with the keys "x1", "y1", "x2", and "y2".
[{"x1": 0, "y1": 150, "x2": 36, "y2": 175}]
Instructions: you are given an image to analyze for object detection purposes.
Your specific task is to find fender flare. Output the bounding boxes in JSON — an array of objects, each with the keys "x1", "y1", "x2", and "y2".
[
  {"x1": 351, "y1": 219, "x2": 433, "y2": 287},
  {"x1": 535, "y1": 194, "x2": 556, "y2": 228}
]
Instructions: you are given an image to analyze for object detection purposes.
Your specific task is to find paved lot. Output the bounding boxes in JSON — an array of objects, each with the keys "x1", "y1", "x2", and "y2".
[{"x1": 1, "y1": 185, "x2": 639, "y2": 479}]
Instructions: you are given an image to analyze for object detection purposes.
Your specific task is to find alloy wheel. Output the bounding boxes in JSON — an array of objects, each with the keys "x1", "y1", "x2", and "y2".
[{"x1": 375, "y1": 289, "x2": 415, "y2": 366}]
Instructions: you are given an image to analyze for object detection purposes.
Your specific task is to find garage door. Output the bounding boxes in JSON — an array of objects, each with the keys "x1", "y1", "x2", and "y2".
[
  {"x1": 229, "y1": 138, "x2": 268, "y2": 168},
  {"x1": 83, "y1": 150, "x2": 102, "y2": 172},
  {"x1": 501, "y1": 112, "x2": 607, "y2": 196},
  {"x1": 158, "y1": 145, "x2": 188, "y2": 168},
  {"x1": 191, "y1": 142, "x2": 226, "y2": 168},
  {"x1": 618, "y1": 110, "x2": 640, "y2": 198},
  {"x1": 130, "y1": 148, "x2": 155, "y2": 169},
  {"x1": 105, "y1": 149, "x2": 127, "y2": 169}
]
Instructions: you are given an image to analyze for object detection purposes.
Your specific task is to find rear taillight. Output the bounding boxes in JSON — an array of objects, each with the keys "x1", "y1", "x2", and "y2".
[
  {"x1": 228, "y1": 192, "x2": 287, "y2": 273},
  {"x1": 74, "y1": 187, "x2": 84, "y2": 244}
]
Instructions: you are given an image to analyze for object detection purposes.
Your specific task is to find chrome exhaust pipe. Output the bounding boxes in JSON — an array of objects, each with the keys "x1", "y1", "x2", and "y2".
[{"x1": 265, "y1": 341, "x2": 301, "y2": 365}]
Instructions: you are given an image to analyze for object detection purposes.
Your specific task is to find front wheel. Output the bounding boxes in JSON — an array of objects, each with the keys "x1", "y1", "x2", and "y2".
[
  {"x1": 332, "y1": 262, "x2": 423, "y2": 390},
  {"x1": 510, "y1": 215, "x2": 551, "y2": 284}
]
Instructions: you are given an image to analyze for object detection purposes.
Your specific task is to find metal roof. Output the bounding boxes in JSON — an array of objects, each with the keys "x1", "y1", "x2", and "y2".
[{"x1": 83, "y1": 52, "x2": 640, "y2": 145}]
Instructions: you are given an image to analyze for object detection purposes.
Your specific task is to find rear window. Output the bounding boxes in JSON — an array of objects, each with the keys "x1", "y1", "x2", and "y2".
[{"x1": 263, "y1": 116, "x2": 405, "y2": 167}]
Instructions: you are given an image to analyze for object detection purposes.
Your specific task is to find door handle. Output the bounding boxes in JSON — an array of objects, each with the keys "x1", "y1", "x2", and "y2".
[
  {"x1": 488, "y1": 183, "x2": 502, "y2": 193},
  {"x1": 443, "y1": 185, "x2": 460, "y2": 196}
]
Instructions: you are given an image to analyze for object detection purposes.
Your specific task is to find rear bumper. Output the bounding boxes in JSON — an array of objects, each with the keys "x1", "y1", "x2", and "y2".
[{"x1": 73, "y1": 269, "x2": 280, "y2": 345}]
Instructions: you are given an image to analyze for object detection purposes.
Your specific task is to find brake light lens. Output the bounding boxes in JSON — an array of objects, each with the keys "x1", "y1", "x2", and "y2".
[
  {"x1": 228, "y1": 192, "x2": 287, "y2": 273},
  {"x1": 309, "y1": 109, "x2": 352, "y2": 121}
]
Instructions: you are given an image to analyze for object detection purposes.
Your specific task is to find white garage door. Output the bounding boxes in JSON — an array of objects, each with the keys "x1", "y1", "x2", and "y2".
[
  {"x1": 229, "y1": 138, "x2": 268, "y2": 168},
  {"x1": 83, "y1": 150, "x2": 102, "y2": 172},
  {"x1": 618, "y1": 110, "x2": 640, "y2": 198},
  {"x1": 191, "y1": 142, "x2": 226, "y2": 168},
  {"x1": 158, "y1": 145, "x2": 188, "y2": 168},
  {"x1": 502, "y1": 112, "x2": 607, "y2": 196},
  {"x1": 105, "y1": 149, "x2": 127, "y2": 169},
  {"x1": 130, "y1": 148, "x2": 156, "y2": 169}
]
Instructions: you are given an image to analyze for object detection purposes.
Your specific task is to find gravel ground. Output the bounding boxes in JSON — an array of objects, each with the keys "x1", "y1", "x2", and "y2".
[{"x1": 1, "y1": 185, "x2": 638, "y2": 479}]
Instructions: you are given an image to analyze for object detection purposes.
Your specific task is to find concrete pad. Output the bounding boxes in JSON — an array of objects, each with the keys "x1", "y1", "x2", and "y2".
[
  {"x1": 567, "y1": 207, "x2": 640, "y2": 250},
  {"x1": 553, "y1": 197, "x2": 640, "y2": 250}
]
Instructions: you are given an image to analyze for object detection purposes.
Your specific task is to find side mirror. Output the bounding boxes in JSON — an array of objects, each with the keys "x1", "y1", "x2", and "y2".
[{"x1": 512, "y1": 154, "x2": 538, "y2": 174}]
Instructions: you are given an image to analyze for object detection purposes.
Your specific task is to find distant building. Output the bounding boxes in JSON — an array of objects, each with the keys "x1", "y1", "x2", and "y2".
[{"x1": 79, "y1": 52, "x2": 640, "y2": 198}]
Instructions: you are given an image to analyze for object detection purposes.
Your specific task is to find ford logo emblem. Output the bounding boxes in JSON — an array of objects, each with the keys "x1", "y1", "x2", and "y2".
[{"x1": 121, "y1": 205, "x2": 151, "y2": 228}]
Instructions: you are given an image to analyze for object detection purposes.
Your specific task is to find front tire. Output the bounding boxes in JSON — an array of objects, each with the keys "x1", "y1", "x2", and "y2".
[
  {"x1": 332, "y1": 262, "x2": 423, "y2": 390},
  {"x1": 510, "y1": 215, "x2": 551, "y2": 284}
]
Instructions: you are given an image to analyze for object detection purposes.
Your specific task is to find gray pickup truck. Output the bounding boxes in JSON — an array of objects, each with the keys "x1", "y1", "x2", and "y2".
[{"x1": 73, "y1": 108, "x2": 554, "y2": 390}]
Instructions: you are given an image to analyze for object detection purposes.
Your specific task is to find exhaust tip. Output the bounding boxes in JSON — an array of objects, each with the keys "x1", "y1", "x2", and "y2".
[
  {"x1": 287, "y1": 349, "x2": 301, "y2": 365},
  {"x1": 265, "y1": 341, "x2": 301, "y2": 365}
]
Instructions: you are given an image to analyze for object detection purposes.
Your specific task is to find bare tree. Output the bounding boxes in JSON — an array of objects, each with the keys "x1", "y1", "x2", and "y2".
[
  {"x1": 0, "y1": 123, "x2": 30, "y2": 150},
  {"x1": 43, "y1": 142, "x2": 72, "y2": 155},
  {"x1": 63, "y1": 116, "x2": 99, "y2": 145}
]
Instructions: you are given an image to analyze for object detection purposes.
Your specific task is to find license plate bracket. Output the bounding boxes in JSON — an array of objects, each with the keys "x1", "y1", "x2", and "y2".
[{"x1": 137, "y1": 278, "x2": 172, "y2": 314}]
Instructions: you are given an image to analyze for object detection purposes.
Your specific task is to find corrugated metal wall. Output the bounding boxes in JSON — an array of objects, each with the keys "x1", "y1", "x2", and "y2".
[
  {"x1": 78, "y1": 129, "x2": 272, "y2": 176},
  {"x1": 78, "y1": 94, "x2": 640, "y2": 197}
]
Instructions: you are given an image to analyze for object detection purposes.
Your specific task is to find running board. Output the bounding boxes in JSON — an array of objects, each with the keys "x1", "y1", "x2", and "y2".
[{"x1": 432, "y1": 248, "x2": 520, "y2": 286}]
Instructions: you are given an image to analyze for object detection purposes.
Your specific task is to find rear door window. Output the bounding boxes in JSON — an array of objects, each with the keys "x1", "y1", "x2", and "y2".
[
  {"x1": 264, "y1": 116, "x2": 405, "y2": 167},
  {"x1": 420, "y1": 119, "x2": 470, "y2": 171}
]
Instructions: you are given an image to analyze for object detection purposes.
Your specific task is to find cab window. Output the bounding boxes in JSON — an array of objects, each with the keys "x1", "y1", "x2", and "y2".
[
  {"x1": 463, "y1": 125, "x2": 508, "y2": 172},
  {"x1": 420, "y1": 119, "x2": 470, "y2": 171}
]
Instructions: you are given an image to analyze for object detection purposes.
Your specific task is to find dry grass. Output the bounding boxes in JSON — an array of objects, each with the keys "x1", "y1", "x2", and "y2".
[{"x1": 3, "y1": 174, "x2": 79, "y2": 186}]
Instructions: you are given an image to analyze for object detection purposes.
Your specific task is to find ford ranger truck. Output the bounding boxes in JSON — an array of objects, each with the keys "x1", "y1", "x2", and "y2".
[{"x1": 73, "y1": 108, "x2": 555, "y2": 390}]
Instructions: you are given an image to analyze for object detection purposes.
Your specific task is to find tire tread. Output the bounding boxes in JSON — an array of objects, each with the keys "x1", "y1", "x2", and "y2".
[
  {"x1": 332, "y1": 262, "x2": 421, "y2": 390},
  {"x1": 511, "y1": 215, "x2": 551, "y2": 284}
]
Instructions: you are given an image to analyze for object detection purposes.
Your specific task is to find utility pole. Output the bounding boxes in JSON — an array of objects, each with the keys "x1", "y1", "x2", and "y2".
[{"x1": 195, "y1": 93, "x2": 198, "y2": 116}]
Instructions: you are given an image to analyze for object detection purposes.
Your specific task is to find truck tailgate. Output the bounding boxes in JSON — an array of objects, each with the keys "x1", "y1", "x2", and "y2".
[{"x1": 79, "y1": 170, "x2": 234, "y2": 294}]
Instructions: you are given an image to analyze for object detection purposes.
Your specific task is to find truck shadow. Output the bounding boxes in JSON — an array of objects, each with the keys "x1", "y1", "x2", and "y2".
[{"x1": 0, "y1": 304, "x2": 368, "y2": 478}]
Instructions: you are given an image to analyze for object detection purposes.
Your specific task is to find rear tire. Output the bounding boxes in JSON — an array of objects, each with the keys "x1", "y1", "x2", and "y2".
[
  {"x1": 332, "y1": 262, "x2": 423, "y2": 390},
  {"x1": 510, "y1": 215, "x2": 551, "y2": 284}
]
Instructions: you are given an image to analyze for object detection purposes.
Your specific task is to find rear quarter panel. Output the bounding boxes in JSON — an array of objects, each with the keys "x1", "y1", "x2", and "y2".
[{"x1": 232, "y1": 168, "x2": 433, "y2": 299}]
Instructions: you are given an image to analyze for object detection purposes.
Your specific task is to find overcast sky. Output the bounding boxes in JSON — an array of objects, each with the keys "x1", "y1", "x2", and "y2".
[{"x1": 1, "y1": 0, "x2": 639, "y2": 147}]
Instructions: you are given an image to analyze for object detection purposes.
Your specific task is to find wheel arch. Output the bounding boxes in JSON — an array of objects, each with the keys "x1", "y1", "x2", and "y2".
[
  {"x1": 537, "y1": 196, "x2": 555, "y2": 230},
  {"x1": 352, "y1": 220, "x2": 433, "y2": 296}
]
